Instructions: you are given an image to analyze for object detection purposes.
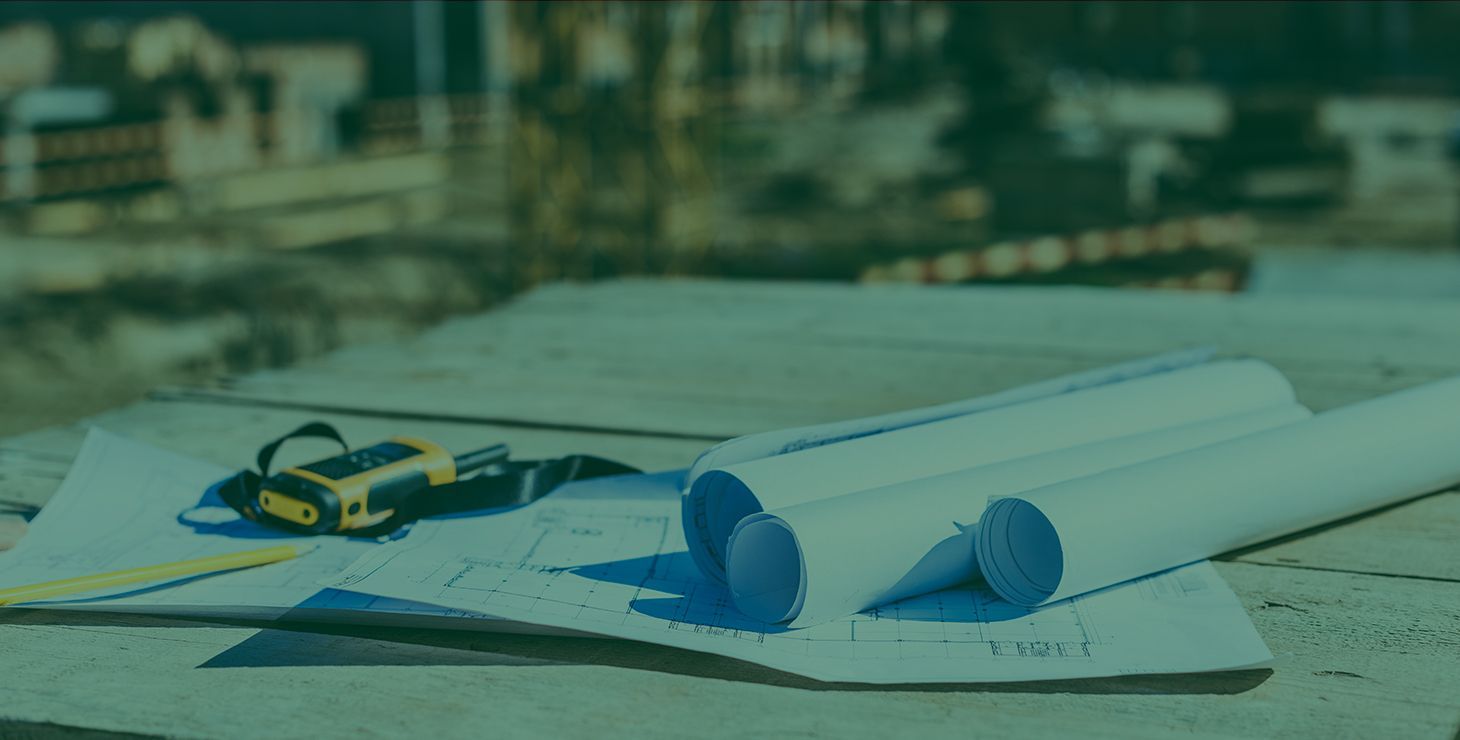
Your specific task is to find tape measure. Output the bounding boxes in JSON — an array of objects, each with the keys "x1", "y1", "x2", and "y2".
[{"x1": 219, "y1": 422, "x2": 638, "y2": 537}]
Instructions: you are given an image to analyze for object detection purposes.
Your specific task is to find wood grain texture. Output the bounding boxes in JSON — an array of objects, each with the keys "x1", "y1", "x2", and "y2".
[{"x1": 1, "y1": 279, "x2": 1458, "y2": 738}]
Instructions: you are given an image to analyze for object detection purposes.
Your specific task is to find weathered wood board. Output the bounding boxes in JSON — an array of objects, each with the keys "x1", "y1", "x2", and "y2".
[
  {"x1": 1, "y1": 279, "x2": 1457, "y2": 739},
  {"x1": 184, "y1": 280, "x2": 1460, "y2": 435}
]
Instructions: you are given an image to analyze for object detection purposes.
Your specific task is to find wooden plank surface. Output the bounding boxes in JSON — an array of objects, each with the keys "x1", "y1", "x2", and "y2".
[
  {"x1": 0, "y1": 562, "x2": 1455, "y2": 740},
  {"x1": 1, "y1": 279, "x2": 1458, "y2": 739},
  {"x1": 182, "y1": 280, "x2": 1460, "y2": 437}
]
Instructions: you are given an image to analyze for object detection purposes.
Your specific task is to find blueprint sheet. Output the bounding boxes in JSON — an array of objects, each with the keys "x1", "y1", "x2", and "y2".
[
  {"x1": 0, "y1": 428, "x2": 518, "y2": 628},
  {"x1": 329, "y1": 471, "x2": 1275, "y2": 684}
]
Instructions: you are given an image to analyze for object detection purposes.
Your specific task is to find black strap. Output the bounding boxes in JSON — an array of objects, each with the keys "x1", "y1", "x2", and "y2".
[
  {"x1": 220, "y1": 422, "x2": 639, "y2": 538},
  {"x1": 256, "y1": 422, "x2": 347, "y2": 478},
  {"x1": 218, "y1": 422, "x2": 348, "y2": 528}
]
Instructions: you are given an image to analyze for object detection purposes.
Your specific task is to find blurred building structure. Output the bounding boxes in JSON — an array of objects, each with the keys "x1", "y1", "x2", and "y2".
[{"x1": 1, "y1": 1, "x2": 1459, "y2": 434}]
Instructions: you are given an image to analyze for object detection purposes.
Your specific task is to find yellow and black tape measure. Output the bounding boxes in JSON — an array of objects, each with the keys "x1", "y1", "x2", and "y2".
[{"x1": 221, "y1": 422, "x2": 638, "y2": 537}]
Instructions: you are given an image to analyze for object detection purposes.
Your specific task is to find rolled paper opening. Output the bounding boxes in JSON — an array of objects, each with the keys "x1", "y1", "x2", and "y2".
[
  {"x1": 699, "y1": 470, "x2": 763, "y2": 570},
  {"x1": 978, "y1": 498, "x2": 1064, "y2": 607},
  {"x1": 727, "y1": 516, "x2": 806, "y2": 623}
]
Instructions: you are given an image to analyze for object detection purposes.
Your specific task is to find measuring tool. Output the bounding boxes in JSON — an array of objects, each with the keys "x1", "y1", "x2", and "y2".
[
  {"x1": 259, "y1": 436, "x2": 510, "y2": 534},
  {"x1": 220, "y1": 422, "x2": 639, "y2": 537}
]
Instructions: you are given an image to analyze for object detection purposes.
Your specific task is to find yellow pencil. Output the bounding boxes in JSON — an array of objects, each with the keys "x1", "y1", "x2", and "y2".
[{"x1": 0, "y1": 543, "x2": 316, "y2": 606}]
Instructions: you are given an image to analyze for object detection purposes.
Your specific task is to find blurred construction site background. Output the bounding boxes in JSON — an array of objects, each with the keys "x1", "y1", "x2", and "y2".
[{"x1": 3, "y1": 1, "x2": 1460, "y2": 435}]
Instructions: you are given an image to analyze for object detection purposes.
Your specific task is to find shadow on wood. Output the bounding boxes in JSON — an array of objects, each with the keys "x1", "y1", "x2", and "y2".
[
  {"x1": 218, "y1": 621, "x2": 1275, "y2": 695},
  {"x1": 1, "y1": 608, "x2": 1272, "y2": 695}
]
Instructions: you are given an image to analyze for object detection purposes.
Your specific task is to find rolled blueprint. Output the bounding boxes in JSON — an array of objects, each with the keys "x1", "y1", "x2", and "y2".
[
  {"x1": 684, "y1": 358, "x2": 1297, "y2": 582},
  {"x1": 725, "y1": 403, "x2": 1310, "y2": 625},
  {"x1": 977, "y1": 374, "x2": 1460, "y2": 608},
  {"x1": 683, "y1": 348, "x2": 1215, "y2": 488}
]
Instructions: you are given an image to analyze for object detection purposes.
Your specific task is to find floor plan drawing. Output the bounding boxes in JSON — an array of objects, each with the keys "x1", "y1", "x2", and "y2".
[{"x1": 330, "y1": 471, "x2": 1273, "y2": 683}]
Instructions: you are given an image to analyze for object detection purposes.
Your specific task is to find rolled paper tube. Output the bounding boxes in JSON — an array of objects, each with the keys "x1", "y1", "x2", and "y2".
[
  {"x1": 977, "y1": 374, "x2": 1460, "y2": 607},
  {"x1": 683, "y1": 348, "x2": 1215, "y2": 489},
  {"x1": 687, "y1": 359, "x2": 1296, "y2": 583},
  {"x1": 681, "y1": 349, "x2": 1218, "y2": 582},
  {"x1": 726, "y1": 403, "x2": 1310, "y2": 625}
]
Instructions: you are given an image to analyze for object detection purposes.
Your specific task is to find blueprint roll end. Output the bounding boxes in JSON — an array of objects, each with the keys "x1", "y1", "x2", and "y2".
[
  {"x1": 727, "y1": 514, "x2": 806, "y2": 623},
  {"x1": 680, "y1": 483, "x2": 728, "y2": 584},
  {"x1": 977, "y1": 498, "x2": 1064, "y2": 607},
  {"x1": 687, "y1": 469, "x2": 764, "y2": 581}
]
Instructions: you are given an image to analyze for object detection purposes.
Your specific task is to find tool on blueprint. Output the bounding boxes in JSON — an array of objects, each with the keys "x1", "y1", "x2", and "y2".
[{"x1": 220, "y1": 422, "x2": 638, "y2": 537}]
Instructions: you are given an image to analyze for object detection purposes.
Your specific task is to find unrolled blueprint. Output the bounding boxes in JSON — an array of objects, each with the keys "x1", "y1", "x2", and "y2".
[
  {"x1": 328, "y1": 471, "x2": 1274, "y2": 684},
  {"x1": 0, "y1": 428, "x2": 517, "y2": 627}
]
